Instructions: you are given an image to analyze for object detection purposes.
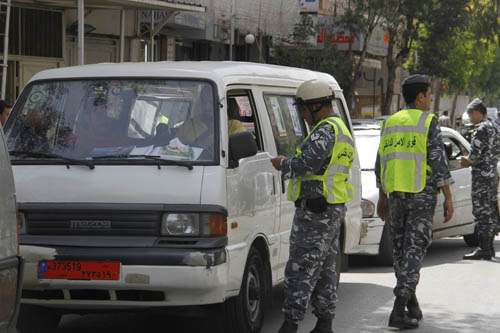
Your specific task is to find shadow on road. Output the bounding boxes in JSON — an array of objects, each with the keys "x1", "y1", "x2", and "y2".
[{"x1": 348, "y1": 236, "x2": 500, "y2": 273}]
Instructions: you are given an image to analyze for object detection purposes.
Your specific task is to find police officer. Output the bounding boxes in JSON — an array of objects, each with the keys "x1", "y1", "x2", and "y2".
[
  {"x1": 271, "y1": 80, "x2": 355, "y2": 333},
  {"x1": 376, "y1": 74, "x2": 454, "y2": 330},
  {"x1": 461, "y1": 98, "x2": 499, "y2": 260}
]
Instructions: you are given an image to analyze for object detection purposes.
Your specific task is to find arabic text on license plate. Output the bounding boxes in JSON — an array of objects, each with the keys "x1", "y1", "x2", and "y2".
[{"x1": 38, "y1": 260, "x2": 120, "y2": 280}]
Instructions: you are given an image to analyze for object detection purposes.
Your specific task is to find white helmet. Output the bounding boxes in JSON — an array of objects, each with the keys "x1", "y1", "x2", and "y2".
[{"x1": 295, "y1": 80, "x2": 334, "y2": 106}]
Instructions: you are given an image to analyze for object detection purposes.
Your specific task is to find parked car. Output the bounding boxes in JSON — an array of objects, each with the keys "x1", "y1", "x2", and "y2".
[
  {"x1": 4, "y1": 62, "x2": 363, "y2": 333},
  {"x1": 352, "y1": 120, "x2": 488, "y2": 265},
  {"x1": 487, "y1": 107, "x2": 499, "y2": 123},
  {"x1": 0, "y1": 125, "x2": 23, "y2": 333}
]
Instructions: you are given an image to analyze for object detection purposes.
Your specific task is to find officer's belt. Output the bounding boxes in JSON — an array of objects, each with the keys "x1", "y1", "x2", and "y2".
[{"x1": 294, "y1": 197, "x2": 329, "y2": 213}]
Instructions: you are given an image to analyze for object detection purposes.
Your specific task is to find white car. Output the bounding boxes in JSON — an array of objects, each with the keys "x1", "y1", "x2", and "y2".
[
  {"x1": 0, "y1": 125, "x2": 23, "y2": 333},
  {"x1": 353, "y1": 121, "x2": 488, "y2": 264}
]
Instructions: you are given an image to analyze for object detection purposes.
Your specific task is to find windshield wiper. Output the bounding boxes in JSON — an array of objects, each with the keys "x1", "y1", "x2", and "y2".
[
  {"x1": 92, "y1": 154, "x2": 194, "y2": 170},
  {"x1": 9, "y1": 150, "x2": 95, "y2": 170},
  {"x1": 361, "y1": 168, "x2": 375, "y2": 171}
]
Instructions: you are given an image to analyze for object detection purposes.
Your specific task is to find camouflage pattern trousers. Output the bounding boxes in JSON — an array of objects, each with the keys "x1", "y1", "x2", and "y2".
[
  {"x1": 472, "y1": 173, "x2": 499, "y2": 237},
  {"x1": 282, "y1": 203, "x2": 346, "y2": 322},
  {"x1": 489, "y1": 174, "x2": 500, "y2": 234},
  {"x1": 388, "y1": 186, "x2": 436, "y2": 298}
]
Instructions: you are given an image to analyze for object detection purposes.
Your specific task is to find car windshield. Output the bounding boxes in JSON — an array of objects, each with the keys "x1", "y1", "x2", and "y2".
[
  {"x1": 5, "y1": 79, "x2": 216, "y2": 162},
  {"x1": 354, "y1": 132, "x2": 380, "y2": 170}
]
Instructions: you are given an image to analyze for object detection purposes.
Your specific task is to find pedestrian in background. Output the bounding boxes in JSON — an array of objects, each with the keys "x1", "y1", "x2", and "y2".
[
  {"x1": 0, "y1": 100, "x2": 11, "y2": 125},
  {"x1": 439, "y1": 110, "x2": 452, "y2": 128},
  {"x1": 271, "y1": 80, "x2": 355, "y2": 333},
  {"x1": 461, "y1": 98, "x2": 499, "y2": 260},
  {"x1": 376, "y1": 74, "x2": 454, "y2": 330}
]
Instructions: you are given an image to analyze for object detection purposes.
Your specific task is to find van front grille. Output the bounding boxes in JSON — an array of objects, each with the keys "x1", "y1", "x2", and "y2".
[{"x1": 25, "y1": 211, "x2": 161, "y2": 236}]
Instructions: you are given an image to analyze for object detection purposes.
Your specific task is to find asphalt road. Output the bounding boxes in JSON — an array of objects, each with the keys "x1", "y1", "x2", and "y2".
[{"x1": 52, "y1": 236, "x2": 500, "y2": 333}]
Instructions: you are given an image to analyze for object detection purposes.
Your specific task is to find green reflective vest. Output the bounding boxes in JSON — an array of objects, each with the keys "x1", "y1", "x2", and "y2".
[
  {"x1": 379, "y1": 109, "x2": 434, "y2": 194},
  {"x1": 287, "y1": 116, "x2": 355, "y2": 204}
]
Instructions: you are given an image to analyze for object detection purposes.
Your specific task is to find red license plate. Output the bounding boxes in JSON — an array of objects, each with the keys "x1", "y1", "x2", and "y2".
[{"x1": 39, "y1": 260, "x2": 120, "y2": 280}]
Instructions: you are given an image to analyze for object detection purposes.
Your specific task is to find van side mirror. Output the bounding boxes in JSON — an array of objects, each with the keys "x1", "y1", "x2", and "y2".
[
  {"x1": 228, "y1": 132, "x2": 257, "y2": 168},
  {"x1": 443, "y1": 142, "x2": 453, "y2": 160}
]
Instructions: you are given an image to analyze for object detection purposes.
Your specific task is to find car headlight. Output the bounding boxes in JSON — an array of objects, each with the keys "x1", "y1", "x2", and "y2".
[
  {"x1": 361, "y1": 199, "x2": 375, "y2": 218},
  {"x1": 161, "y1": 213, "x2": 227, "y2": 237}
]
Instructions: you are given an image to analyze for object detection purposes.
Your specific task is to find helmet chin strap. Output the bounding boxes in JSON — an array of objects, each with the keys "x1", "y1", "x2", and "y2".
[{"x1": 306, "y1": 103, "x2": 323, "y2": 124}]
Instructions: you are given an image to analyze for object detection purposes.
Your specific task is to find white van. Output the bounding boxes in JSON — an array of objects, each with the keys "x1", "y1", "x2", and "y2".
[
  {"x1": 0, "y1": 125, "x2": 23, "y2": 333},
  {"x1": 5, "y1": 61, "x2": 362, "y2": 333}
]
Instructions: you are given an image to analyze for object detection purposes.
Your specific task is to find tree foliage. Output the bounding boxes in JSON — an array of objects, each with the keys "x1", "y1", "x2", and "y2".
[
  {"x1": 271, "y1": 0, "x2": 500, "y2": 117},
  {"x1": 270, "y1": 15, "x2": 353, "y2": 92}
]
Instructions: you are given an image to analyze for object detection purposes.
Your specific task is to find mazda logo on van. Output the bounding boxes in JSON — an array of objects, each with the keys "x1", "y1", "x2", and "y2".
[{"x1": 70, "y1": 220, "x2": 112, "y2": 229}]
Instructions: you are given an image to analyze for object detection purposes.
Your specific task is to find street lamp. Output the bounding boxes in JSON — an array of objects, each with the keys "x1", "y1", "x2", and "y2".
[{"x1": 245, "y1": 34, "x2": 255, "y2": 44}]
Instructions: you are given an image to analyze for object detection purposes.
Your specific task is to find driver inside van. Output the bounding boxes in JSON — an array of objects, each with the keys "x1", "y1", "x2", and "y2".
[
  {"x1": 72, "y1": 97, "x2": 129, "y2": 153},
  {"x1": 227, "y1": 98, "x2": 246, "y2": 136}
]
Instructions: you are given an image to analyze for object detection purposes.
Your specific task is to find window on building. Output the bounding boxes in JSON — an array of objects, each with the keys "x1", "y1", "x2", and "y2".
[{"x1": 0, "y1": 7, "x2": 63, "y2": 58}]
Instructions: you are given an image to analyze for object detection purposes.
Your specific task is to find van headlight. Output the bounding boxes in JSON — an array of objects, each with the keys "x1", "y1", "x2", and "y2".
[
  {"x1": 361, "y1": 199, "x2": 375, "y2": 218},
  {"x1": 161, "y1": 213, "x2": 227, "y2": 237}
]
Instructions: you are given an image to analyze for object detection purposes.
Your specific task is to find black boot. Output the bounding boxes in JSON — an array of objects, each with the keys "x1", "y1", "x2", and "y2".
[
  {"x1": 310, "y1": 317, "x2": 334, "y2": 333},
  {"x1": 491, "y1": 235, "x2": 496, "y2": 257},
  {"x1": 278, "y1": 319, "x2": 298, "y2": 333},
  {"x1": 388, "y1": 296, "x2": 419, "y2": 330},
  {"x1": 407, "y1": 293, "x2": 423, "y2": 320},
  {"x1": 463, "y1": 235, "x2": 492, "y2": 260}
]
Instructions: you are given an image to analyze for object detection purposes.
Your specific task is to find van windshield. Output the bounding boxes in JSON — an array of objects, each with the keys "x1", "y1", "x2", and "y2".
[{"x1": 5, "y1": 79, "x2": 217, "y2": 162}]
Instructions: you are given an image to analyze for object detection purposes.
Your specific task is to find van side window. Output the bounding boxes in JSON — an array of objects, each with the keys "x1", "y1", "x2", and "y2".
[
  {"x1": 332, "y1": 98, "x2": 353, "y2": 134},
  {"x1": 263, "y1": 94, "x2": 307, "y2": 156},
  {"x1": 227, "y1": 92, "x2": 263, "y2": 151},
  {"x1": 442, "y1": 136, "x2": 467, "y2": 170}
]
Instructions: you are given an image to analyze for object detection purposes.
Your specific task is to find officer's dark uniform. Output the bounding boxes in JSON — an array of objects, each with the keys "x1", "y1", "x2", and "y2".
[
  {"x1": 463, "y1": 99, "x2": 499, "y2": 259},
  {"x1": 375, "y1": 74, "x2": 453, "y2": 329},
  {"x1": 281, "y1": 117, "x2": 346, "y2": 323},
  {"x1": 375, "y1": 114, "x2": 452, "y2": 296}
]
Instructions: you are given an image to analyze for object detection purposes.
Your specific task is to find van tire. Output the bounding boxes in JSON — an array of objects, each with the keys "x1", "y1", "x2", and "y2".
[
  {"x1": 223, "y1": 247, "x2": 266, "y2": 333},
  {"x1": 376, "y1": 223, "x2": 394, "y2": 266},
  {"x1": 17, "y1": 304, "x2": 61, "y2": 333}
]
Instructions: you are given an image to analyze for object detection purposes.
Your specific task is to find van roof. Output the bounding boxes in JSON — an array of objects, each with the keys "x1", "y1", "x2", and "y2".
[{"x1": 29, "y1": 61, "x2": 342, "y2": 91}]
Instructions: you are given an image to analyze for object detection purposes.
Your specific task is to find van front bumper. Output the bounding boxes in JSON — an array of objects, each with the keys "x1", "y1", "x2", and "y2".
[
  {"x1": 20, "y1": 244, "x2": 228, "y2": 309},
  {"x1": 346, "y1": 217, "x2": 385, "y2": 256}
]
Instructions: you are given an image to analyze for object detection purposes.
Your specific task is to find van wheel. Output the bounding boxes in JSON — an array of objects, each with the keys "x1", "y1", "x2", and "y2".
[
  {"x1": 17, "y1": 304, "x2": 61, "y2": 333},
  {"x1": 223, "y1": 247, "x2": 266, "y2": 333},
  {"x1": 376, "y1": 224, "x2": 394, "y2": 266}
]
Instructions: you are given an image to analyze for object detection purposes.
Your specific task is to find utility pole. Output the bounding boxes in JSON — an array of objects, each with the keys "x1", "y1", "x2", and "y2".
[
  {"x1": 78, "y1": 0, "x2": 84, "y2": 65},
  {"x1": 1, "y1": 0, "x2": 11, "y2": 100},
  {"x1": 229, "y1": 0, "x2": 235, "y2": 60}
]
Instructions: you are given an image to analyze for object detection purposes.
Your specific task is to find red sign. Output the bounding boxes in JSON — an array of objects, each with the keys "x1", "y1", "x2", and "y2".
[
  {"x1": 317, "y1": 29, "x2": 355, "y2": 44},
  {"x1": 39, "y1": 260, "x2": 120, "y2": 280}
]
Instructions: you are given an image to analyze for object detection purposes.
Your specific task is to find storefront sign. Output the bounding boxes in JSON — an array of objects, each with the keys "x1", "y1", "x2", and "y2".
[
  {"x1": 299, "y1": 0, "x2": 319, "y2": 12},
  {"x1": 172, "y1": 12, "x2": 205, "y2": 30}
]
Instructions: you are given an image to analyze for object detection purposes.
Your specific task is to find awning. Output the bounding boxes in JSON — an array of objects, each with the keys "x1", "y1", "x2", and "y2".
[{"x1": 13, "y1": 0, "x2": 205, "y2": 11}]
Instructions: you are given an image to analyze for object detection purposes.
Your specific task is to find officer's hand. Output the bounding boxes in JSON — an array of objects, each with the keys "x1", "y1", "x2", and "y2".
[
  {"x1": 443, "y1": 197, "x2": 454, "y2": 223},
  {"x1": 377, "y1": 190, "x2": 388, "y2": 221},
  {"x1": 271, "y1": 156, "x2": 284, "y2": 171},
  {"x1": 460, "y1": 156, "x2": 470, "y2": 168}
]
